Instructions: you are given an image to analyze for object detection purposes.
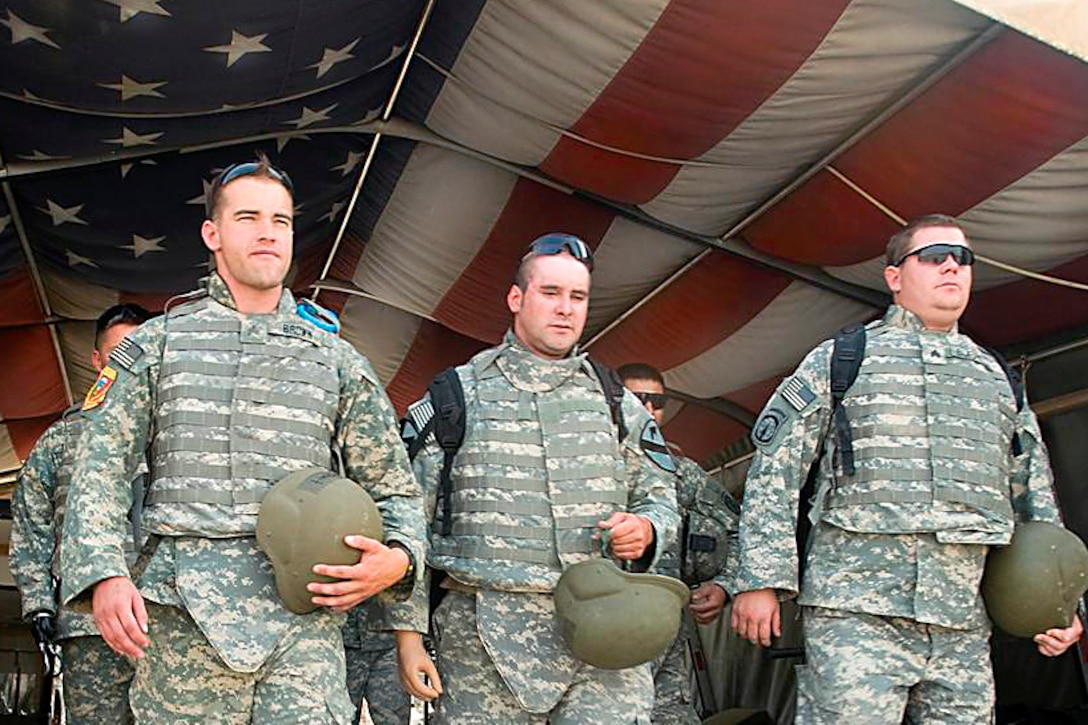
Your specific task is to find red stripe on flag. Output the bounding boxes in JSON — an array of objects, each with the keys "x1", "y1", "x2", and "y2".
[
  {"x1": 748, "y1": 30, "x2": 1088, "y2": 266},
  {"x1": 384, "y1": 321, "x2": 489, "y2": 415},
  {"x1": 0, "y1": 267, "x2": 45, "y2": 327},
  {"x1": 0, "y1": 326, "x2": 67, "y2": 421},
  {"x1": 7, "y1": 415, "x2": 60, "y2": 462},
  {"x1": 590, "y1": 252, "x2": 791, "y2": 371},
  {"x1": 540, "y1": 0, "x2": 850, "y2": 204},
  {"x1": 432, "y1": 178, "x2": 614, "y2": 344}
]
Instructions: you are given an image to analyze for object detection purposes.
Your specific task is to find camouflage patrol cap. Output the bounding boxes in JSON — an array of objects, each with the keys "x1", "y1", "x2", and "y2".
[
  {"x1": 257, "y1": 468, "x2": 384, "y2": 614},
  {"x1": 981, "y1": 521, "x2": 1088, "y2": 638},
  {"x1": 554, "y1": 558, "x2": 689, "y2": 670}
]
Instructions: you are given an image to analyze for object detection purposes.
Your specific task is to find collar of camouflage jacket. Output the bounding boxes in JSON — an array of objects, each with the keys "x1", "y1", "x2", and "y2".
[
  {"x1": 496, "y1": 329, "x2": 587, "y2": 392},
  {"x1": 205, "y1": 273, "x2": 297, "y2": 319},
  {"x1": 883, "y1": 304, "x2": 960, "y2": 335}
]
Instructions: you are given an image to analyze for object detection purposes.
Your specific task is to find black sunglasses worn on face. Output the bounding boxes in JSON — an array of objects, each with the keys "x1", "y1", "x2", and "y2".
[
  {"x1": 526, "y1": 233, "x2": 594, "y2": 272},
  {"x1": 217, "y1": 161, "x2": 295, "y2": 194},
  {"x1": 894, "y1": 243, "x2": 975, "y2": 268},
  {"x1": 633, "y1": 391, "x2": 668, "y2": 410}
]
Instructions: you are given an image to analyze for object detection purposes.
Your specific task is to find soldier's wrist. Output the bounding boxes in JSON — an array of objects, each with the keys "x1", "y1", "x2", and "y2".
[{"x1": 388, "y1": 542, "x2": 415, "y2": 582}]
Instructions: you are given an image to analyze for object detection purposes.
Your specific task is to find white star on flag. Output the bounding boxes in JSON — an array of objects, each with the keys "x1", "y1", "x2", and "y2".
[
  {"x1": 17, "y1": 150, "x2": 70, "y2": 162},
  {"x1": 319, "y1": 201, "x2": 346, "y2": 224},
  {"x1": 284, "y1": 104, "x2": 337, "y2": 130},
  {"x1": 100, "y1": 0, "x2": 172, "y2": 23},
  {"x1": 309, "y1": 39, "x2": 359, "y2": 79},
  {"x1": 1, "y1": 10, "x2": 60, "y2": 49},
  {"x1": 98, "y1": 75, "x2": 167, "y2": 101},
  {"x1": 104, "y1": 126, "x2": 164, "y2": 147},
  {"x1": 66, "y1": 250, "x2": 99, "y2": 268},
  {"x1": 331, "y1": 151, "x2": 365, "y2": 177},
  {"x1": 121, "y1": 234, "x2": 166, "y2": 258},
  {"x1": 0, "y1": 215, "x2": 11, "y2": 235},
  {"x1": 204, "y1": 30, "x2": 271, "y2": 68},
  {"x1": 39, "y1": 199, "x2": 89, "y2": 226},
  {"x1": 186, "y1": 178, "x2": 214, "y2": 207},
  {"x1": 120, "y1": 159, "x2": 157, "y2": 179}
]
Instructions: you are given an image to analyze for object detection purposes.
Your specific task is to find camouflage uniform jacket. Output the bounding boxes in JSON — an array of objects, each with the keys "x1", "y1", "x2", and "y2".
[
  {"x1": 388, "y1": 331, "x2": 680, "y2": 633},
  {"x1": 60, "y1": 274, "x2": 426, "y2": 671},
  {"x1": 10, "y1": 405, "x2": 143, "y2": 640},
  {"x1": 670, "y1": 455, "x2": 739, "y2": 594},
  {"x1": 734, "y1": 305, "x2": 1060, "y2": 629}
]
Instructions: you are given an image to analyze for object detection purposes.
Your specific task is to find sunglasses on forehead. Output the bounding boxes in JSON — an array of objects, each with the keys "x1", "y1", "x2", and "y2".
[
  {"x1": 632, "y1": 391, "x2": 668, "y2": 410},
  {"x1": 526, "y1": 233, "x2": 594, "y2": 271},
  {"x1": 893, "y1": 243, "x2": 975, "y2": 268},
  {"x1": 216, "y1": 160, "x2": 294, "y2": 194}
]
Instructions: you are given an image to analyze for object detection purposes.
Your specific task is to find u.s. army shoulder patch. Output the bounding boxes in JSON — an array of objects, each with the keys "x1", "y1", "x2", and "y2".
[
  {"x1": 640, "y1": 420, "x2": 677, "y2": 473},
  {"x1": 751, "y1": 407, "x2": 788, "y2": 451},
  {"x1": 82, "y1": 365, "x2": 118, "y2": 411},
  {"x1": 108, "y1": 337, "x2": 144, "y2": 372}
]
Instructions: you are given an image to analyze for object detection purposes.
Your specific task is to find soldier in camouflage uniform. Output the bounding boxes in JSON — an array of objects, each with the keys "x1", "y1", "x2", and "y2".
[
  {"x1": 390, "y1": 233, "x2": 680, "y2": 724},
  {"x1": 730, "y1": 214, "x2": 1082, "y2": 724},
  {"x1": 343, "y1": 600, "x2": 410, "y2": 724},
  {"x1": 619, "y1": 362, "x2": 740, "y2": 725},
  {"x1": 11, "y1": 303, "x2": 152, "y2": 725},
  {"x1": 59, "y1": 156, "x2": 427, "y2": 724}
]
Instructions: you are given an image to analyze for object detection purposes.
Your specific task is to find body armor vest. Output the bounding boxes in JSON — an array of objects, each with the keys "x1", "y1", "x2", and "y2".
[
  {"x1": 143, "y1": 295, "x2": 339, "y2": 537},
  {"x1": 823, "y1": 325, "x2": 1017, "y2": 537},
  {"x1": 430, "y1": 348, "x2": 627, "y2": 593}
]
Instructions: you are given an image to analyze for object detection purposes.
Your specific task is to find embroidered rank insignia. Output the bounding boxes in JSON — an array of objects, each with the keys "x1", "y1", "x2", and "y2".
[
  {"x1": 82, "y1": 365, "x2": 118, "y2": 411},
  {"x1": 640, "y1": 420, "x2": 677, "y2": 473},
  {"x1": 780, "y1": 376, "x2": 815, "y2": 412},
  {"x1": 108, "y1": 337, "x2": 144, "y2": 372}
]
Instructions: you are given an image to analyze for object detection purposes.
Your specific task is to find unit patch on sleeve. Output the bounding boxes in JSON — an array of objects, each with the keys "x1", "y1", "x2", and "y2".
[
  {"x1": 751, "y1": 407, "x2": 788, "y2": 451},
  {"x1": 82, "y1": 365, "x2": 118, "y2": 411},
  {"x1": 640, "y1": 420, "x2": 677, "y2": 473}
]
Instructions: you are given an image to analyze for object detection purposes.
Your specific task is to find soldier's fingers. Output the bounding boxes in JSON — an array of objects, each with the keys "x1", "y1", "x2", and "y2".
[
  {"x1": 772, "y1": 604, "x2": 782, "y2": 638},
  {"x1": 118, "y1": 604, "x2": 150, "y2": 651},
  {"x1": 103, "y1": 614, "x2": 145, "y2": 659},
  {"x1": 757, "y1": 618, "x2": 773, "y2": 648},
  {"x1": 311, "y1": 563, "x2": 361, "y2": 580},
  {"x1": 132, "y1": 590, "x2": 149, "y2": 636}
]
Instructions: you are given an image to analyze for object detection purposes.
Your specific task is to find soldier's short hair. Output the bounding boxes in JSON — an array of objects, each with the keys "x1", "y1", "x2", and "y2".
[
  {"x1": 94, "y1": 303, "x2": 153, "y2": 350},
  {"x1": 885, "y1": 214, "x2": 966, "y2": 267},
  {"x1": 205, "y1": 151, "x2": 294, "y2": 221},
  {"x1": 617, "y1": 362, "x2": 664, "y2": 387}
]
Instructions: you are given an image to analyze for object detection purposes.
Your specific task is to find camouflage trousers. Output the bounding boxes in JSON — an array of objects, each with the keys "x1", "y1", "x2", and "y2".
[
  {"x1": 129, "y1": 602, "x2": 355, "y2": 724},
  {"x1": 649, "y1": 621, "x2": 700, "y2": 725},
  {"x1": 796, "y1": 608, "x2": 994, "y2": 724},
  {"x1": 61, "y1": 635, "x2": 135, "y2": 725},
  {"x1": 345, "y1": 645, "x2": 410, "y2": 725},
  {"x1": 432, "y1": 591, "x2": 653, "y2": 724}
]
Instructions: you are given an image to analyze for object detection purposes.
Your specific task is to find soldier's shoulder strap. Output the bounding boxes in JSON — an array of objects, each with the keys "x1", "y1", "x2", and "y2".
[
  {"x1": 981, "y1": 344, "x2": 1024, "y2": 455},
  {"x1": 587, "y1": 356, "x2": 628, "y2": 442},
  {"x1": 402, "y1": 367, "x2": 465, "y2": 537},
  {"x1": 829, "y1": 323, "x2": 867, "y2": 476}
]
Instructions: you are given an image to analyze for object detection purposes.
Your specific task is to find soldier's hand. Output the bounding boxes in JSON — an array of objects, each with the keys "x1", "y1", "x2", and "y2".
[
  {"x1": 395, "y1": 630, "x2": 442, "y2": 701},
  {"x1": 689, "y1": 582, "x2": 728, "y2": 624},
  {"x1": 597, "y1": 512, "x2": 653, "y2": 560},
  {"x1": 731, "y1": 588, "x2": 781, "y2": 648},
  {"x1": 92, "y1": 576, "x2": 149, "y2": 658},
  {"x1": 309, "y1": 536, "x2": 411, "y2": 612},
  {"x1": 1034, "y1": 615, "x2": 1084, "y2": 657}
]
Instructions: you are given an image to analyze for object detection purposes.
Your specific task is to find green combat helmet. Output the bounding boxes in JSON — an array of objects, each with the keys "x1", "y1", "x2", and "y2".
[
  {"x1": 981, "y1": 521, "x2": 1088, "y2": 638},
  {"x1": 554, "y1": 558, "x2": 689, "y2": 670},
  {"x1": 257, "y1": 468, "x2": 384, "y2": 614}
]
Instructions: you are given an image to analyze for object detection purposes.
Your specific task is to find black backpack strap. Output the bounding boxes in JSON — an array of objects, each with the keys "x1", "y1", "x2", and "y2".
[
  {"x1": 429, "y1": 369, "x2": 466, "y2": 537},
  {"x1": 588, "y1": 357, "x2": 628, "y2": 442},
  {"x1": 830, "y1": 324, "x2": 866, "y2": 476},
  {"x1": 982, "y1": 345, "x2": 1024, "y2": 456}
]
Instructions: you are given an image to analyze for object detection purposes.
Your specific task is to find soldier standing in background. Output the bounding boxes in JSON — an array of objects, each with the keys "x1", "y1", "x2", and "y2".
[
  {"x1": 58, "y1": 155, "x2": 427, "y2": 724},
  {"x1": 731, "y1": 214, "x2": 1082, "y2": 723},
  {"x1": 618, "y1": 362, "x2": 740, "y2": 724},
  {"x1": 391, "y1": 233, "x2": 680, "y2": 724},
  {"x1": 344, "y1": 600, "x2": 411, "y2": 724},
  {"x1": 11, "y1": 303, "x2": 152, "y2": 725}
]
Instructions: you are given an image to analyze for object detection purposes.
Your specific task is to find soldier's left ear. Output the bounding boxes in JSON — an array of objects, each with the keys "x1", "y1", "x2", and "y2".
[
  {"x1": 506, "y1": 284, "x2": 523, "y2": 315},
  {"x1": 884, "y1": 264, "x2": 902, "y2": 295}
]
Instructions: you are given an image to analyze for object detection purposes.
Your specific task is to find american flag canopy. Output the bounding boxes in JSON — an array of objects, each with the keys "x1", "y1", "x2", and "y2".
[{"x1": 2, "y1": 0, "x2": 1087, "y2": 481}]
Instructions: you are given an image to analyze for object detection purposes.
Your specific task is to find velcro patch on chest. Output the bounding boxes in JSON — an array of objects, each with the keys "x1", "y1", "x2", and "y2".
[{"x1": 640, "y1": 420, "x2": 677, "y2": 473}]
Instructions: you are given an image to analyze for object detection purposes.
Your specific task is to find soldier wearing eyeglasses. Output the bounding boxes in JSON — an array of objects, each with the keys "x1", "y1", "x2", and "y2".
[
  {"x1": 618, "y1": 363, "x2": 740, "y2": 724},
  {"x1": 730, "y1": 214, "x2": 1080, "y2": 723},
  {"x1": 59, "y1": 154, "x2": 427, "y2": 724},
  {"x1": 390, "y1": 233, "x2": 680, "y2": 724}
]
